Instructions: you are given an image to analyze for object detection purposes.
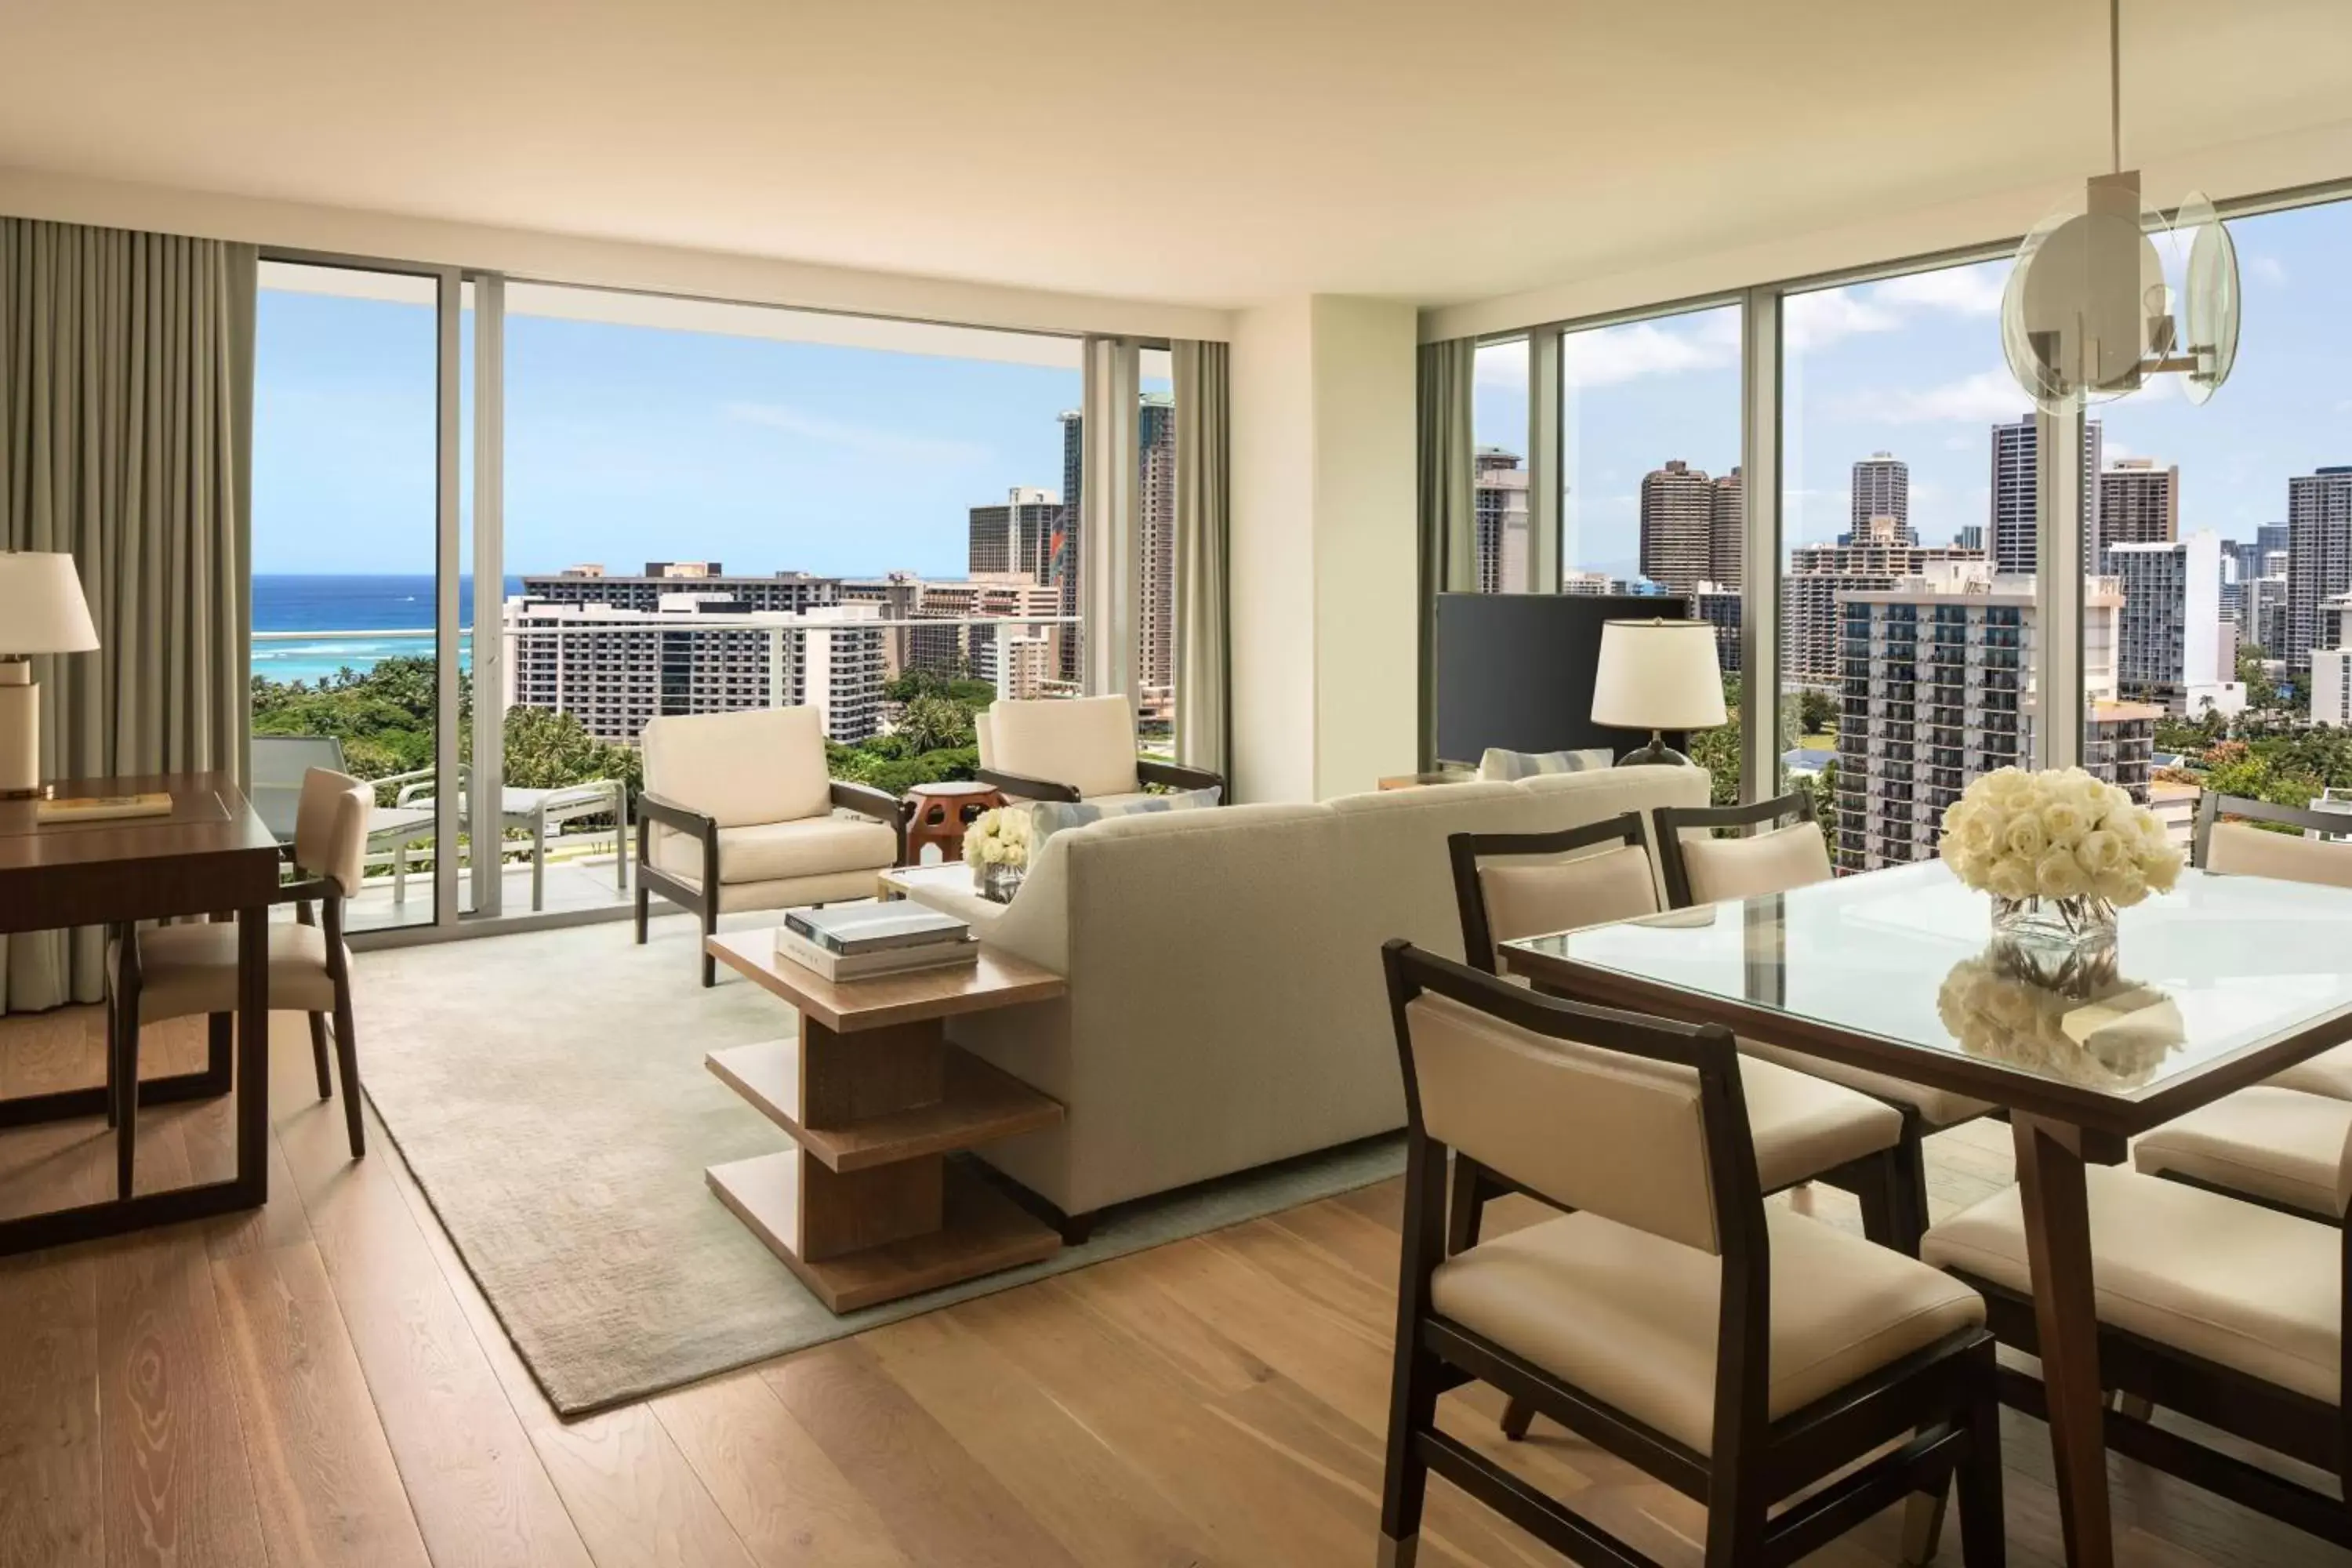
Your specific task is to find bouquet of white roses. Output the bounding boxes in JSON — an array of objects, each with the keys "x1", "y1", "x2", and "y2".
[
  {"x1": 962, "y1": 805, "x2": 1033, "y2": 872},
  {"x1": 1939, "y1": 766, "x2": 2181, "y2": 909}
]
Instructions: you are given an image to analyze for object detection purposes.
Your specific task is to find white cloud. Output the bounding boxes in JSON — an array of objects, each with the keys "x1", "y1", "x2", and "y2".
[
  {"x1": 1561, "y1": 312, "x2": 1741, "y2": 388},
  {"x1": 2249, "y1": 254, "x2": 2288, "y2": 288},
  {"x1": 1837, "y1": 368, "x2": 2028, "y2": 426},
  {"x1": 1872, "y1": 267, "x2": 2007, "y2": 315},
  {"x1": 721, "y1": 402, "x2": 991, "y2": 466},
  {"x1": 1473, "y1": 338, "x2": 1530, "y2": 387},
  {"x1": 1783, "y1": 289, "x2": 1901, "y2": 351}
]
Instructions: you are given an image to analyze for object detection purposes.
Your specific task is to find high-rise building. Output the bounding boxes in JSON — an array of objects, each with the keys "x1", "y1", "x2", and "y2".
[
  {"x1": 504, "y1": 594, "x2": 886, "y2": 745},
  {"x1": 2107, "y1": 533, "x2": 2227, "y2": 707},
  {"x1": 1831, "y1": 565, "x2": 2151, "y2": 874},
  {"x1": 1989, "y1": 415, "x2": 2103, "y2": 573},
  {"x1": 2095, "y1": 458, "x2": 2180, "y2": 563},
  {"x1": 2314, "y1": 648, "x2": 2352, "y2": 726},
  {"x1": 1850, "y1": 452, "x2": 1911, "y2": 544},
  {"x1": 840, "y1": 572, "x2": 1066, "y2": 687},
  {"x1": 967, "y1": 486, "x2": 1060, "y2": 583},
  {"x1": 1956, "y1": 524, "x2": 1984, "y2": 552},
  {"x1": 1472, "y1": 447, "x2": 1530, "y2": 593},
  {"x1": 520, "y1": 564, "x2": 839, "y2": 615},
  {"x1": 1136, "y1": 393, "x2": 1178, "y2": 710},
  {"x1": 1057, "y1": 410, "x2": 1083, "y2": 682},
  {"x1": 2287, "y1": 466, "x2": 2352, "y2": 672},
  {"x1": 1693, "y1": 582, "x2": 1741, "y2": 674},
  {"x1": 2259, "y1": 521, "x2": 2292, "y2": 561},
  {"x1": 1639, "y1": 459, "x2": 1730, "y2": 597},
  {"x1": 2245, "y1": 572, "x2": 2293, "y2": 658},
  {"x1": 1710, "y1": 467, "x2": 1744, "y2": 590},
  {"x1": 1780, "y1": 535, "x2": 1984, "y2": 688}
]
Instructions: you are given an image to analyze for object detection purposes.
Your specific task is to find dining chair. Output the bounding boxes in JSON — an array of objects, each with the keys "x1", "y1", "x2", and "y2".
[
  {"x1": 105, "y1": 767, "x2": 372, "y2": 1198},
  {"x1": 1378, "y1": 939, "x2": 2004, "y2": 1568},
  {"x1": 2193, "y1": 791, "x2": 2352, "y2": 1101},
  {"x1": 1654, "y1": 793, "x2": 1997, "y2": 1233},
  {"x1": 1925, "y1": 1135, "x2": 2352, "y2": 1551}
]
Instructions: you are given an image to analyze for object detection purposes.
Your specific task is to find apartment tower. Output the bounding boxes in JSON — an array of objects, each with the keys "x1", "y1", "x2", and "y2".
[
  {"x1": 967, "y1": 486, "x2": 1060, "y2": 583},
  {"x1": 1473, "y1": 447, "x2": 1531, "y2": 593},
  {"x1": 1850, "y1": 452, "x2": 1911, "y2": 544},
  {"x1": 1639, "y1": 459, "x2": 1727, "y2": 598},
  {"x1": 2288, "y1": 465, "x2": 2352, "y2": 672},
  {"x1": 2096, "y1": 457, "x2": 2180, "y2": 563},
  {"x1": 1989, "y1": 415, "x2": 2103, "y2": 573}
]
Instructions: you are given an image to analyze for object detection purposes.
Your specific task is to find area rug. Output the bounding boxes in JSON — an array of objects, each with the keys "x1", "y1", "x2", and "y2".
[{"x1": 352, "y1": 916, "x2": 1405, "y2": 1417}]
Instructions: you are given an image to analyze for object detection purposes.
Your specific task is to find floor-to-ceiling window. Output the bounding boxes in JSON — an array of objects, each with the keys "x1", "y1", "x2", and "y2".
[
  {"x1": 1469, "y1": 337, "x2": 1532, "y2": 593},
  {"x1": 251, "y1": 261, "x2": 449, "y2": 932},
  {"x1": 1779, "y1": 255, "x2": 2017, "y2": 870},
  {"x1": 1558, "y1": 303, "x2": 1744, "y2": 800}
]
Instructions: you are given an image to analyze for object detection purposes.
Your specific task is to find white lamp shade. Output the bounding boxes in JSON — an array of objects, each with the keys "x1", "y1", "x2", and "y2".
[
  {"x1": 0, "y1": 552, "x2": 100, "y2": 655},
  {"x1": 1590, "y1": 619, "x2": 1729, "y2": 731}
]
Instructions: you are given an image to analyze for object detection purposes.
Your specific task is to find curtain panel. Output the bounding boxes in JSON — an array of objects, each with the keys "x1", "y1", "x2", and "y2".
[
  {"x1": 1417, "y1": 338, "x2": 1475, "y2": 769},
  {"x1": 1171, "y1": 339, "x2": 1230, "y2": 780},
  {"x1": 0, "y1": 218, "x2": 256, "y2": 1013}
]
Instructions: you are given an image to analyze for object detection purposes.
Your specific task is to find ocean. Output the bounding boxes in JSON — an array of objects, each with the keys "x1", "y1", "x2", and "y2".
[{"x1": 252, "y1": 575, "x2": 523, "y2": 684}]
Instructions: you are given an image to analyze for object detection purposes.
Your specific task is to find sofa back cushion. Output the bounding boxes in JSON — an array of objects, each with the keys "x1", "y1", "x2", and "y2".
[
  {"x1": 1029, "y1": 786, "x2": 1221, "y2": 854},
  {"x1": 642, "y1": 706, "x2": 831, "y2": 827},
  {"x1": 985, "y1": 696, "x2": 1141, "y2": 799}
]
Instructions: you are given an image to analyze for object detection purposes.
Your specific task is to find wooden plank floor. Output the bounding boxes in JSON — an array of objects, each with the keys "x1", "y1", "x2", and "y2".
[{"x1": 0, "y1": 1004, "x2": 2346, "y2": 1568}]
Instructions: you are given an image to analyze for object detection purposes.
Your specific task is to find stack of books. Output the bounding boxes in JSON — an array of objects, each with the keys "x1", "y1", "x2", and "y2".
[{"x1": 775, "y1": 903, "x2": 977, "y2": 982}]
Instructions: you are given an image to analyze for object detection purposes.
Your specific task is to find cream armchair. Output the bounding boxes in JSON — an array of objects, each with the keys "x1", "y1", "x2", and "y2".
[
  {"x1": 975, "y1": 694, "x2": 1221, "y2": 805},
  {"x1": 632, "y1": 707, "x2": 904, "y2": 986}
]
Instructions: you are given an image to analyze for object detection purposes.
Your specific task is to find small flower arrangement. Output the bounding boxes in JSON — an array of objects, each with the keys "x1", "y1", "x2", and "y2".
[
  {"x1": 963, "y1": 806, "x2": 1033, "y2": 902},
  {"x1": 1940, "y1": 767, "x2": 2182, "y2": 931}
]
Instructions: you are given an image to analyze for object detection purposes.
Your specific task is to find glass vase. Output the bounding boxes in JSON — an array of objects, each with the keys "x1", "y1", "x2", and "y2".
[
  {"x1": 976, "y1": 861, "x2": 1026, "y2": 905},
  {"x1": 1987, "y1": 894, "x2": 2118, "y2": 998}
]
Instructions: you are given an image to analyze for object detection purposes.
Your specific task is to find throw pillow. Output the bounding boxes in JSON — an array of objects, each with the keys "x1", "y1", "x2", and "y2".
[
  {"x1": 1028, "y1": 786, "x2": 1222, "y2": 852},
  {"x1": 1478, "y1": 746, "x2": 1617, "y2": 782}
]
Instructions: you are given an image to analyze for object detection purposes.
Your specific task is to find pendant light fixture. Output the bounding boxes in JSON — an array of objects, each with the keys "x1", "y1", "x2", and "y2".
[{"x1": 2001, "y1": 0, "x2": 2241, "y2": 412}]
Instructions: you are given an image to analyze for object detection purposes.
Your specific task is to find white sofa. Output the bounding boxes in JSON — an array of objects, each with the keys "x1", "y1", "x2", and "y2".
[{"x1": 901, "y1": 764, "x2": 1709, "y2": 1227}]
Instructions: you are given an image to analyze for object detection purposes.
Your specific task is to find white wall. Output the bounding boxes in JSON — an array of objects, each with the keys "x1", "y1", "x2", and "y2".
[{"x1": 1229, "y1": 295, "x2": 1418, "y2": 802}]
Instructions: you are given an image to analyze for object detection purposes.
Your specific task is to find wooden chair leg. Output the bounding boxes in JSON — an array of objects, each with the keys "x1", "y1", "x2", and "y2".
[
  {"x1": 103, "y1": 990, "x2": 121, "y2": 1130},
  {"x1": 307, "y1": 1013, "x2": 333, "y2": 1099},
  {"x1": 699, "y1": 900, "x2": 718, "y2": 989},
  {"x1": 114, "y1": 1001, "x2": 140, "y2": 1200},
  {"x1": 332, "y1": 982, "x2": 365, "y2": 1159},
  {"x1": 633, "y1": 881, "x2": 650, "y2": 943},
  {"x1": 1898, "y1": 1476, "x2": 1950, "y2": 1565},
  {"x1": 1955, "y1": 1344, "x2": 2009, "y2": 1568},
  {"x1": 1377, "y1": 1330, "x2": 1440, "y2": 1568}
]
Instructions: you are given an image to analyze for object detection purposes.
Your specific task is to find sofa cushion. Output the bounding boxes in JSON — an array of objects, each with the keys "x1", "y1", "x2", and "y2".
[
  {"x1": 1478, "y1": 746, "x2": 1615, "y2": 782},
  {"x1": 1028, "y1": 786, "x2": 1221, "y2": 854},
  {"x1": 654, "y1": 814, "x2": 898, "y2": 884},
  {"x1": 641, "y1": 707, "x2": 830, "y2": 827},
  {"x1": 1924, "y1": 1164, "x2": 2342, "y2": 1403},
  {"x1": 986, "y1": 696, "x2": 1140, "y2": 799},
  {"x1": 1435, "y1": 1208, "x2": 1983, "y2": 1454}
]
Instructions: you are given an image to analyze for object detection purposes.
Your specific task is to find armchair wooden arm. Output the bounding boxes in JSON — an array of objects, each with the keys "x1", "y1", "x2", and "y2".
[
  {"x1": 1138, "y1": 759, "x2": 1225, "y2": 798},
  {"x1": 830, "y1": 779, "x2": 908, "y2": 864},
  {"x1": 633, "y1": 789, "x2": 725, "y2": 986},
  {"x1": 975, "y1": 766, "x2": 1082, "y2": 804}
]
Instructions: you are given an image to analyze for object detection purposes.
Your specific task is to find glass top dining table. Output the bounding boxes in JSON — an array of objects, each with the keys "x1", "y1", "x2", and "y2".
[
  {"x1": 1500, "y1": 858, "x2": 2352, "y2": 1136},
  {"x1": 1501, "y1": 855, "x2": 2352, "y2": 1568}
]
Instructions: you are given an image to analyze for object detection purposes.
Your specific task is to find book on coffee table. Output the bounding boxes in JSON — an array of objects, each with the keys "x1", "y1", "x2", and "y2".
[
  {"x1": 785, "y1": 902, "x2": 970, "y2": 955},
  {"x1": 775, "y1": 925, "x2": 978, "y2": 983}
]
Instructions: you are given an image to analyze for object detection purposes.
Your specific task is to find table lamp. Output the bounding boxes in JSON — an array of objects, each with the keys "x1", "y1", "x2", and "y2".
[
  {"x1": 0, "y1": 551, "x2": 100, "y2": 798},
  {"x1": 1590, "y1": 617, "x2": 1727, "y2": 768}
]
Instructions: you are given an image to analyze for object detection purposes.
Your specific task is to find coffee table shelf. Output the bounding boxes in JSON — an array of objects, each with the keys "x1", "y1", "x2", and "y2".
[
  {"x1": 703, "y1": 927, "x2": 1068, "y2": 1314},
  {"x1": 707, "y1": 1039, "x2": 1062, "y2": 1173}
]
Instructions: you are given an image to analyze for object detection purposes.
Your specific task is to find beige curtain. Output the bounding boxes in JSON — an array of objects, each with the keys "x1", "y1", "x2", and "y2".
[
  {"x1": 1172, "y1": 339, "x2": 1229, "y2": 780},
  {"x1": 1417, "y1": 339, "x2": 1475, "y2": 769},
  {"x1": 0, "y1": 218, "x2": 256, "y2": 1013}
]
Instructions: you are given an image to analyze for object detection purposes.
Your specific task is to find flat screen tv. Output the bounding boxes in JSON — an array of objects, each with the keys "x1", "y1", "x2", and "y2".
[{"x1": 1432, "y1": 593, "x2": 1695, "y2": 768}]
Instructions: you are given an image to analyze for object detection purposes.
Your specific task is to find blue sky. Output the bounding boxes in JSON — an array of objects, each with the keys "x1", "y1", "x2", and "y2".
[
  {"x1": 1474, "y1": 196, "x2": 2352, "y2": 582},
  {"x1": 253, "y1": 292, "x2": 1083, "y2": 576}
]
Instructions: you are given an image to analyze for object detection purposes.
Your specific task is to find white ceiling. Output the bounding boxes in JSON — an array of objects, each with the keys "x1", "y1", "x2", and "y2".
[{"x1": 3, "y1": 0, "x2": 2348, "y2": 312}]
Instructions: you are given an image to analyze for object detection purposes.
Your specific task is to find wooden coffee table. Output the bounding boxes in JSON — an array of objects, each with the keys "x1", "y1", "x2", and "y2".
[{"x1": 702, "y1": 929, "x2": 1067, "y2": 1312}]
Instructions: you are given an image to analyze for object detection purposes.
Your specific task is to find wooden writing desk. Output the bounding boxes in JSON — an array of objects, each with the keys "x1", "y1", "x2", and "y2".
[{"x1": 0, "y1": 771, "x2": 280, "y2": 1254}]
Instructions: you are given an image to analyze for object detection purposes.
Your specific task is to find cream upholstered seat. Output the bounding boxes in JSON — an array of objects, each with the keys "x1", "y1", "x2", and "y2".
[
  {"x1": 1654, "y1": 795, "x2": 1996, "y2": 1138},
  {"x1": 2133, "y1": 1085, "x2": 2352, "y2": 1219},
  {"x1": 975, "y1": 693, "x2": 1223, "y2": 807},
  {"x1": 632, "y1": 706, "x2": 903, "y2": 985},
  {"x1": 107, "y1": 766, "x2": 375, "y2": 1193},
  {"x1": 1926, "y1": 1163, "x2": 2343, "y2": 1404},
  {"x1": 1436, "y1": 1205, "x2": 1987, "y2": 1454},
  {"x1": 2194, "y1": 811, "x2": 2352, "y2": 1102},
  {"x1": 1376, "y1": 942, "x2": 2002, "y2": 1568}
]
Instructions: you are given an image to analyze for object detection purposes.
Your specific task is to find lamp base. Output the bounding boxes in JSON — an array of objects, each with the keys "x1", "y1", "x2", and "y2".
[
  {"x1": 1616, "y1": 732, "x2": 1693, "y2": 768},
  {"x1": 0, "y1": 664, "x2": 42, "y2": 798}
]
